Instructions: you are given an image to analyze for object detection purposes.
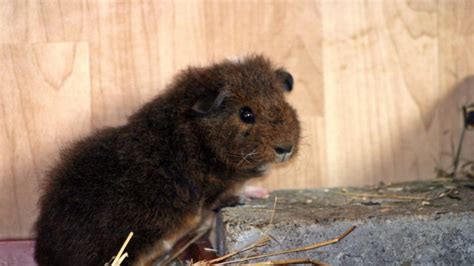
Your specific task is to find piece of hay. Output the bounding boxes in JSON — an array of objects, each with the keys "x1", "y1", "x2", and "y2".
[
  {"x1": 338, "y1": 192, "x2": 427, "y2": 201},
  {"x1": 251, "y1": 258, "x2": 328, "y2": 265},
  {"x1": 107, "y1": 231, "x2": 133, "y2": 266}
]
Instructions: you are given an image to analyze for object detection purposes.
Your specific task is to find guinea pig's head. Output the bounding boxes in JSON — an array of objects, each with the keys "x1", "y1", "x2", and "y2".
[{"x1": 189, "y1": 55, "x2": 300, "y2": 177}]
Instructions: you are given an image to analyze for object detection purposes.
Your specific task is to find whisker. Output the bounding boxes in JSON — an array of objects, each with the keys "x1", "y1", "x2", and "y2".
[{"x1": 237, "y1": 149, "x2": 258, "y2": 166}]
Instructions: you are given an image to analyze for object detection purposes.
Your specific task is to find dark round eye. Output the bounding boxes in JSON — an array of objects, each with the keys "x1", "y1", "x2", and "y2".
[{"x1": 240, "y1": 107, "x2": 255, "y2": 124}]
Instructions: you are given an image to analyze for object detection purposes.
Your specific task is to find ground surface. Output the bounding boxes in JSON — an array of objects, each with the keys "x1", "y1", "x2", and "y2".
[{"x1": 217, "y1": 178, "x2": 474, "y2": 265}]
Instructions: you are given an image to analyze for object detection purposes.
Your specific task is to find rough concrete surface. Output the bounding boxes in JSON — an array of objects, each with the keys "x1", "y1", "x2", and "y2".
[{"x1": 217, "y1": 179, "x2": 474, "y2": 265}]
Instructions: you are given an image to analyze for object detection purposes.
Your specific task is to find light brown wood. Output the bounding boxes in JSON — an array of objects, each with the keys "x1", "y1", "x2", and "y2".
[
  {"x1": 0, "y1": 42, "x2": 92, "y2": 239},
  {"x1": 321, "y1": 0, "x2": 441, "y2": 186},
  {"x1": 0, "y1": 0, "x2": 473, "y2": 239}
]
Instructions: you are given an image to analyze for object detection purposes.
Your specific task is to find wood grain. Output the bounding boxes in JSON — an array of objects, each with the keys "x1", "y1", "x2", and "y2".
[
  {"x1": 321, "y1": 0, "x2": 440, "y2": 186},
  {"x1": 0, "y1": 0, "x2": 473, "y2": 238},
  {"x1": 0, "y1": 42, "x2": 91, "y2": 239}
]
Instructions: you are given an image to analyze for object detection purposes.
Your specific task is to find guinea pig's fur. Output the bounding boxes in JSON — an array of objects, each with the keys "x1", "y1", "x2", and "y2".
[{"x1": 34, "y1": 55, "x2": 300, "y2": 266}]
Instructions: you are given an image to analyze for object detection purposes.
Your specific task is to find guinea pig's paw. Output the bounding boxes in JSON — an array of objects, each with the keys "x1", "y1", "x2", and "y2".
[
  {"x1": 242, "y1": 185, "x2": 270, "y2": 199},
  {"x1": 218, "y1": 195, "x2": 247, "y2": 208}
]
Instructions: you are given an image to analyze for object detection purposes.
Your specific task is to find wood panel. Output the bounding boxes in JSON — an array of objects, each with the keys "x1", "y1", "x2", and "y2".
[
  {"x1": 321, "y1": 0, "x2": 441, "y2": 186},
  {"x1": 0, "y1": 0, "x2": 473, "y2": 238},
  {"x1": 0, "y1": 42, "x2": 91, "y2": 239}
]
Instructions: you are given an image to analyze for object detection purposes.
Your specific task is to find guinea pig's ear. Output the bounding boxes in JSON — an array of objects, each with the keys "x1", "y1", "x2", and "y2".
[
  {"x1": 192, "y1": 90, "x2": 231, "y2": 115},
  {"x1": 276, "y1": 68, "x2": 294, "y2": 92}
]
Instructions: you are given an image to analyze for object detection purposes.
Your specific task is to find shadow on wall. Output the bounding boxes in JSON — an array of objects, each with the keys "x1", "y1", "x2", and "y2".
[
  {"x1": 376, "y1": 75, "x2": 474, "y2": 185},
  {"x1": 436, "y1": 75, "x2": 474, "y2": 175}
]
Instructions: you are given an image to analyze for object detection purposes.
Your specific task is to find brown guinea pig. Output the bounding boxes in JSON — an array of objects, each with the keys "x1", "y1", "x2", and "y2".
[{"x1": 34, "y1": 55, "x2": 300, "y2": 266}]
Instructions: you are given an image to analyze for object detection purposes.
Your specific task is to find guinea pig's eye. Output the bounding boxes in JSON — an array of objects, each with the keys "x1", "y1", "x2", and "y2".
[{"x1": 239, "y1": 107, "x2": 255, "y2": 124}]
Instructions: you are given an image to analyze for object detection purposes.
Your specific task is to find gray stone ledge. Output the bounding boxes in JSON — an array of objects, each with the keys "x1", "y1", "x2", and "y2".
[{"x1": 217, "y1": 179, "x2": 474, "y2": 265}]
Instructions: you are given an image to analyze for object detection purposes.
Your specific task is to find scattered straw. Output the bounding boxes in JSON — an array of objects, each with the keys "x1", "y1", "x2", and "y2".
[
  {"x1": 193, "y1": 196, "x2": 355, "y2": 265},
  {"x1": 207, "y1": 236, "x2": 271, "y2": 264},
  {"x1": 220, "y1": 225, "x2": 356, "y2": 265},
  {"x1": 207, "y1": 195, "x2": 279, "y2": 264}
]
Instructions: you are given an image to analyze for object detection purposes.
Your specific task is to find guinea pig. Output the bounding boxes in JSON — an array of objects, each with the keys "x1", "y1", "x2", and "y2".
[{"x1": 34, "y1": 55, "x2": 300, "y2": 266}]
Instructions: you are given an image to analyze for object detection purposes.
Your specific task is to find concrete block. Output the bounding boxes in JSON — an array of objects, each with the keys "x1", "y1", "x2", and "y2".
[{"x1": 217, "y1": 179, "x2": 474, "y2": 265}]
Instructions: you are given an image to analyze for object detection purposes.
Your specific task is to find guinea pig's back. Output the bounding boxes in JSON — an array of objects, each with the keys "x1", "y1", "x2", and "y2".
[{"x1": 34, "y1": 127, "x2": 133, "y2": 265}]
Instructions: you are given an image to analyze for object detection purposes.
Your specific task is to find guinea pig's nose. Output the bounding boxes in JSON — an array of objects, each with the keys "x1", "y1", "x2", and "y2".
[{"x1": 275, "y1": 145, "x2": 293, "y2": 155}]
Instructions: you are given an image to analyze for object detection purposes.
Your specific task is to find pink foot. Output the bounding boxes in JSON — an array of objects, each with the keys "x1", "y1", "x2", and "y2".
[{"x1": 242, "y1": 186, "x2": 270, "y2": 199}]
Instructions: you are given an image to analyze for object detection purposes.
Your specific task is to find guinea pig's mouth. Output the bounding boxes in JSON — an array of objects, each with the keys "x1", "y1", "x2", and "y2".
[
  {"x1": 255, "y1": 164, "x2": 270, "y2": 172},
  {"x1": 240, "y1": 164, "x2": 270, "y2": 177},
  {"x1": 233, "y1": 145, "x2": 295, "y2": 177},
  {"x1": 240, "y1": 149, "x2": 294, "y2": 175}
]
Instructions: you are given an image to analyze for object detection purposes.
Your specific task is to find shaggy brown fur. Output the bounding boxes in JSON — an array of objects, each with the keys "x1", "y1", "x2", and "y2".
[{"x1": 34, "y1": 55, "x2": 300, "y2": 265}]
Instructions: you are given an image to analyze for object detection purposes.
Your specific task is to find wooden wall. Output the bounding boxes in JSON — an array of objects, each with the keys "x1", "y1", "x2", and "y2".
[{"x1": 0, "y1": 0, "x2": 473, "y2": 239}]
